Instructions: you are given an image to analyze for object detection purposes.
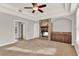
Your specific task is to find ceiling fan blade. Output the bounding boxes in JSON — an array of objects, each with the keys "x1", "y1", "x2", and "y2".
[
  {"x1": 24, "y1": 7, "x2": 32, "y2": 9},
  {"x1": 38, "y1": 4, "x2": 46, "y2": 8},
  {"x1": 32, "y1": 10, "x2": 35, "y2": 13},
  {"x1": 38, "y1": 9, "x2": 43, "y2": 13},
  {"x1": 32, "y1": 3, "x2": 37, "y2": 7}
]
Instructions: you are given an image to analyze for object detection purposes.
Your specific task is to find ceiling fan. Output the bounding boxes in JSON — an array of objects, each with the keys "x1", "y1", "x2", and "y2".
[{"x1": 24, "y1": 3, "x2": 47, "y2": 13}]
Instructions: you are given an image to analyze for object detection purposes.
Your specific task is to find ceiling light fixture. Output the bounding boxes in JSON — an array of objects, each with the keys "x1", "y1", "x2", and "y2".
[
  {"x1": 18, "y1": 10, "x2": 22, "y2": 12},
  {"x1": 33, "y1": 7, "x2": 38, "y2": 11}
]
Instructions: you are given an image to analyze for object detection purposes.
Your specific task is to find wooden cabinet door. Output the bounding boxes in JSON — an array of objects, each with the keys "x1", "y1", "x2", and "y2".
[{"x1": 52, "y1": 32, "x2": 71, "y2": 44}]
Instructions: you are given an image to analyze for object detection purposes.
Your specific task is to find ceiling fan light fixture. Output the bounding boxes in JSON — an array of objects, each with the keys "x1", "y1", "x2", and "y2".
[
  {"x1": 24, "y1": 3, "x2": 46, "y2": 13},
  {"x1": 33, "y1": 7, "x2": 38, "y2": 11}
]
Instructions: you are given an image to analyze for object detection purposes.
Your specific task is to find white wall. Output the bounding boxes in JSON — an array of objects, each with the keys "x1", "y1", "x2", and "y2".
[
  {"x1": 27, "y1": 21, "x2": 34, "y2": 39},
  {"x1": 27, "y1": 21, "x2": 39, "y2": 39},
  {"x1": 74, "y1": 8, "x2": 79, "y2": 55},
  {"x1": 76, "y1": 8, "x2": 79, "y2": 42},
  {"x1": 14, "y1": 19, "x2": 28, "y2": 40},
  {"x1": 0, "y1": 12, "x2": 35, "y2": 46},
  {"x1": 34, "y1": 22, "x2": 39, "y2": 38},
  {"x1": 0, "y1": 12, "x2": 15, "y2": 45},
  {"x1": 52, "y1": 18, "x2": 72, "y2": 32},
  {"x1": 12, "y1": 14, "x2": 36, "y2": 40}
]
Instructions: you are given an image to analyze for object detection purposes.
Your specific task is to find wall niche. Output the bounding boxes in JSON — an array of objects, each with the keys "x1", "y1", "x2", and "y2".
[{"x1": 39, "y1": 18, "x2": 52, "y2": 40}]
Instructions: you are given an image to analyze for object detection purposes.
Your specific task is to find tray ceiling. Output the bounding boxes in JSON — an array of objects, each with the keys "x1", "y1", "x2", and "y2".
[{"x1": 0, "y1": 3, "x2": 77, "y2": 21}]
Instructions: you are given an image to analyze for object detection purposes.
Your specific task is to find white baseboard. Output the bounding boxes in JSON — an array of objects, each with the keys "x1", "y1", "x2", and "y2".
[
  {"x1": 26, "y1": 37, "x2": 39, "y2": 40},
  {"x1": 74, "y1": 41, "x2": 79, "y2": 56},
  {"x1": 0, "y1": 40, "x2": 17, "y2": 47},
  {"x1": 74, "y1": 45, "x2": 79, "y2": 56}
]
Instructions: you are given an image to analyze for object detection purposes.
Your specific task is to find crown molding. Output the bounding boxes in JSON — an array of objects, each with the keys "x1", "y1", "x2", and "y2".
[
  {"x1": 0, "y1": 3, "x2": 73, "y2": 21},
  {"x1": 0, "y1": 4, "x2": 38, "y2": 21}
]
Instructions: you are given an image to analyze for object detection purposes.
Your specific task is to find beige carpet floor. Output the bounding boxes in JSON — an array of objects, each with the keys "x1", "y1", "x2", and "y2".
[{"x1": 0, "y1": 39, "x2": 77, "y2": 56}]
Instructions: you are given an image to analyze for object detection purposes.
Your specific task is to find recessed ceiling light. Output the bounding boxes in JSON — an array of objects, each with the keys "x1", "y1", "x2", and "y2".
[{"x1": 18, "y1": 10, "x2": 22, "y2": 12}]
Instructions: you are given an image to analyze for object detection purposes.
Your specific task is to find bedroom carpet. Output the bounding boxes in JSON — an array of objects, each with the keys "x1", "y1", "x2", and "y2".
[{"x1": 0, "y1": 39, "x2": 77, "y2": 56}]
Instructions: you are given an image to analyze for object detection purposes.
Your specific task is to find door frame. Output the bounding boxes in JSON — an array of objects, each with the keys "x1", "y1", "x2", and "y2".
[{"x1": 14, "y1": 20, "x2": 26, "y2": 40}]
